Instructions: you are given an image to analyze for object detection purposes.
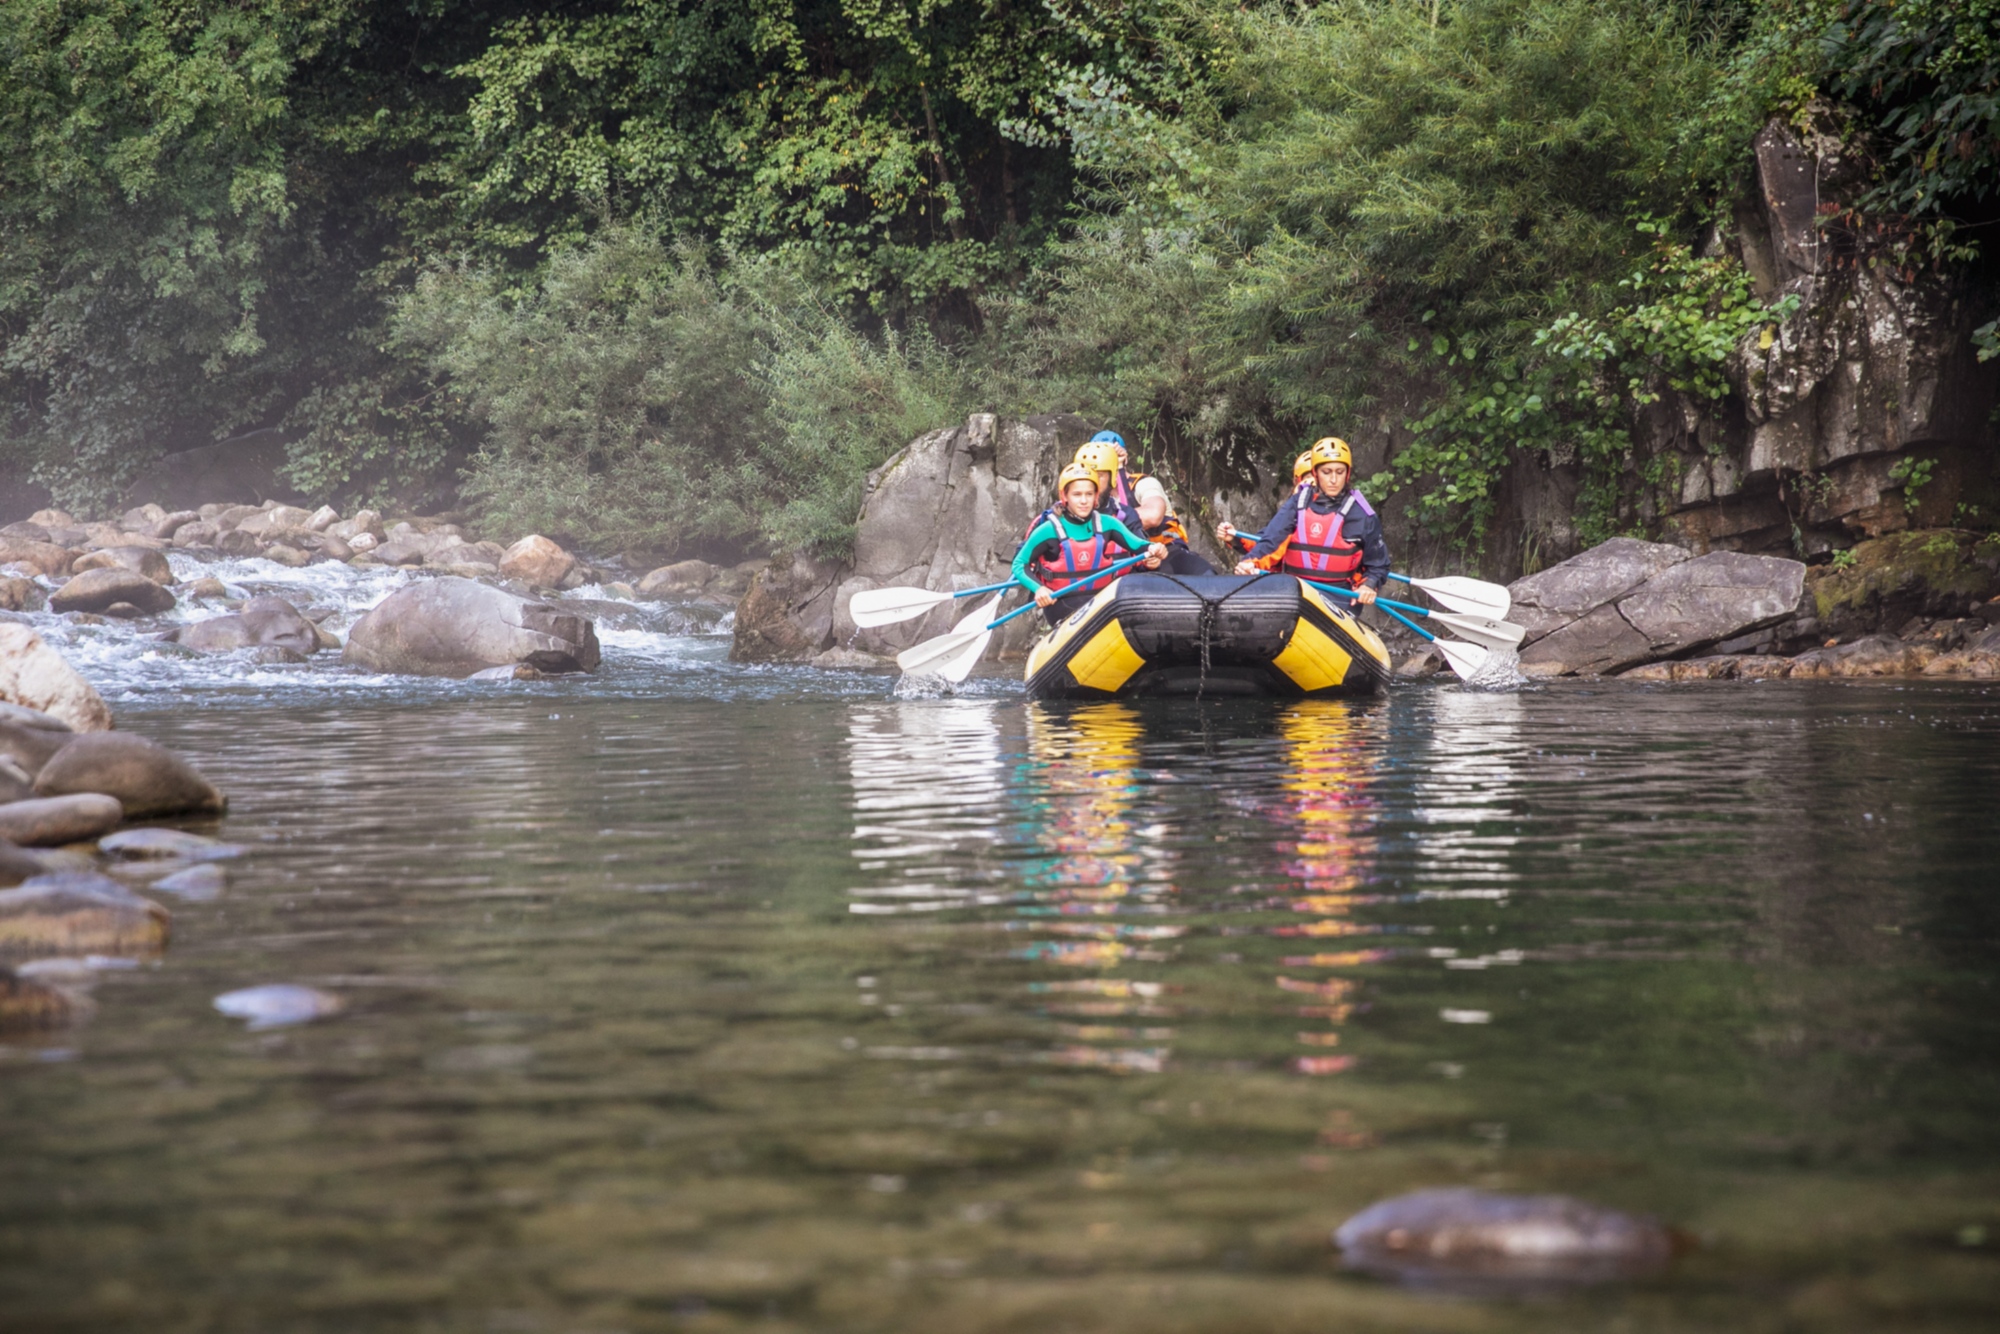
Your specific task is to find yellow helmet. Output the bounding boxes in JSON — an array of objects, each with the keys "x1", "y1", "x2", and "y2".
[
  {"x1": 1074, "y1": 441, "x2": 1123, "y2": 474},
  {"x1": 1292, "y1": 450, "x2": 1315, "y2": 482},
  {"x1": 1309, "y1": 436, "x2": 1353, "y2": 469},
  {"x1": 1057, "y1": 462, "x2": 1100, "y2": 497}
]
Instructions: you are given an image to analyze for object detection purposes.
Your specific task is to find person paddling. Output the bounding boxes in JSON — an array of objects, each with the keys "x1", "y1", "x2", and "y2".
[
  {"x1": 1217, "y1": 449, "x2": 1314, "y2": 563},
  {"x1": 1232, "y1": 436, "x2": 1389, "y2": 604},
  {"x1": 1074, "y1": 438, "x2": 1143, "y2": 533},
  {"x1": 1014, "y1": 464, "x2": 1166, "y2": 625},
  {"x1": 1133, "y1": 476, "x2": 1216, "y2": 576}
]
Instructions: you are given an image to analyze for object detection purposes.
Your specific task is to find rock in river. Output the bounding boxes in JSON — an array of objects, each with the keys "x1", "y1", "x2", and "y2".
[
  {"x1": 0, "y1": 963, "x2": 75, "y2": 1029},
  {"x1": 100, "y1": 828, "x2": 244, "y2": 861},
  {"x1": 214, "y1": 983, "x2": 343, "y2": 1030},
  {"x1": 71, "y1": 545, "x2": 175, "y2": 584},
  {"x1": 343, "y1": 577, "x2": 600, "y2": 678},
  {"x1": 498, "y1": 534, "x2": 577, "y2": 588},
  {"x1": 0, "y1": 872, "x2": 169, "y2": 958},
  {"x1": 0, "y1": 794, "x2": 123, "y2": 846},
  {"x1": 34, "y1": 733, "x2": 226, "y2": 818},
  {"x1": 164, "y1": 595, "x2": 321, "y2": 655},
  {"x1": 0, "y1": 624, "x2": 113, "y2": 732},
  {"x1": 1334, "y1": 1188, "x2": 1674, "y2": 1289},
  {"x1": 50, "y1": 567, "x2": 176, "y2": 616}
]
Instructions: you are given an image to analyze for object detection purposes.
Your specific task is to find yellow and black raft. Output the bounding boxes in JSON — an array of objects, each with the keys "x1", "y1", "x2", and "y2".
[{"x1": 1024, "y1": 573, "x2": 1392, "y2": 699}]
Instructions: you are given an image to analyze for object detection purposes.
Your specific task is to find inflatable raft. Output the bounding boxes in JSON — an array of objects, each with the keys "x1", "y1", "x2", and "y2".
[{"x1": 1024, "y1": 573, "x2": 1392, "y2": 699}]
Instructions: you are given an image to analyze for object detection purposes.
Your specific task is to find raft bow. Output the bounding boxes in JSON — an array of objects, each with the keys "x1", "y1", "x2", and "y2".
[{"x1": 1024, "y1": 573, "x2": 1391, "y2": 699}]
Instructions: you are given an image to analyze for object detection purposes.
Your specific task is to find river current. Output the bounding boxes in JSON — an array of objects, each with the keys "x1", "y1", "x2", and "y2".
[{"x1": 1, "y1": 554, "x2": 1996, "y2": 1332}]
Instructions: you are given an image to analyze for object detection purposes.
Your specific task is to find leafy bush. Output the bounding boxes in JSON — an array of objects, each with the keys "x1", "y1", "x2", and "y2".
[{"x1": 396, "y1": 226, "x2": 975, "y2": 559}]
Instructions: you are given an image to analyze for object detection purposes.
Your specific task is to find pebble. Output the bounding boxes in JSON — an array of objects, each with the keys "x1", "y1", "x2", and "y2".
[
  {"x1": 213, "y1": 984, "x2": 344, "y2": 1030},
  {"x1": 1334, "y1": 1187, "x2": 1674, "y2": 1290}
]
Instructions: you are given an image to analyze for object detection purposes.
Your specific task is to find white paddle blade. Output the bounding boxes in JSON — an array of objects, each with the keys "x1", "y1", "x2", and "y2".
[
  {"x1": 849, "y1": 585, "x2": 953, "y2": 628},
  {"x1": 935, "y1": 596, "x2": 1001, "y2": 683},
  {"x1": 1433, "y1": 637, "x2": 1492, "y2": 680},
  {"x1": 1401, "y1": 574, "x2": 1510, "y2": 620},
  {"x1": 895, "y1": 595, "x2": 1003, "y2": 675},
  {"x1": 1427, "y1": 610, "x2": 1526, "y2": 652},
  {"x1": 895, "y1": 628, "x2": 980, "y2": 674}
]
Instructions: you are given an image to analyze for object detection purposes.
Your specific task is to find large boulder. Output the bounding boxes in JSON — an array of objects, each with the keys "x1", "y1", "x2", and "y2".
[
  {"x1": 732, "y1": 413, "x2": 1094, "y2": 662},
  {"x1": 343, "y1": 577, "x2": 601, "y2": 677},
  {"x1": 499, "y1": 534, "x2": 577, "y2": 588},
  {"x1": 0, "y1": 537, "x2": 76, "y2": 578},
  {"x1": 34, "y1": 733, "x2": 226, "y2": 818},
  {"x1": 1508, "y1": 538, "x2": 1691, "y2": 644},
  {"x1": 1520, "y1": 550, "x2": 1806, "y2": 676},
  {"x1": 0, "y1": 794, "x2": 123, "y2": 846},
  {"x1": 50, "y1": 567, "x2": 176, "y2": 615},
  {"x1": 71, "y1": 545, "x2": 174, "y2": 584},
  {"x1": 0, "y1": 625, "x2": 112, "y2": 731},
  {"x1": 637, "y1": 559, "x2": 714, "y2": 598},
  {"x1": 164, "y1": 595, "x2": 321, "y2": 654}
]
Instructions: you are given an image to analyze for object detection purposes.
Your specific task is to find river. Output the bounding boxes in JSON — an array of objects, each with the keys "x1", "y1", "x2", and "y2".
[{"x1": 1, "y1": 554, "x2": 1997, "y2": 1331}]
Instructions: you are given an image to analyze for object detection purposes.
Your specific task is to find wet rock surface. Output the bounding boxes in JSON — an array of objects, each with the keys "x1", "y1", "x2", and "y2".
[
  {"x1": 50, "y1": 567, "x2": 177, "y2": 616},
  {"x1": 34, "y1": 734, "x2": 226, "y2": 819},
  {"x1": 343, "y1": 577, "x2": 601, "y2": 678},
  {"x1": 165, "y1": 595, "x2": 323, "y2": 655},
  {"x1": 0, "y1": 794, "x2": 124, "y2": 846},
  {"x1": 0, "y1": 871, "x2": 169, "y2": 959},
  {"x1": 0, "y1": 624, "x2": 113, "y2": 731},
  {"x1": 1334, "y1": 1188, "x2": 1675, "y2": 1290},
  {"x1": 213, "y1": 983, "x2": 343, "y2": 1030}
]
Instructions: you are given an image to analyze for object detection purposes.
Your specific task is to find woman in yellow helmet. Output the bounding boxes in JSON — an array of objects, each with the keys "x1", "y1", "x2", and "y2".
[
  {"x1": 1233, "y1": 436, "x2": 1389, "y2": 602},
  {"x1": 1012, "y1": 464, "x2": 1166, "y2": 625}
]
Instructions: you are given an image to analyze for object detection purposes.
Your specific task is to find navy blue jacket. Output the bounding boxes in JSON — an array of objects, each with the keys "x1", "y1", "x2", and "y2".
[{"x1": 1244, "y1": 486, "x2": 1391, "y2": 590}]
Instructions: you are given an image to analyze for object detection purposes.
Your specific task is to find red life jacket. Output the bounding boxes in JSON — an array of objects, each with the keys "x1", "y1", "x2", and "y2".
[
  {"x1": 1281, "y1": 492, "x2": 1366, "y2": 586},
  {"x1": 1035, "y1": 513, "x2": 1129, "y2": 592}
]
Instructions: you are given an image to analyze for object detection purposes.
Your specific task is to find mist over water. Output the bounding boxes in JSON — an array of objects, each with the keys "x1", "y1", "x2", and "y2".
[{"x1": 1, "y1": 554, "x2": 1996, "y2": 1331}]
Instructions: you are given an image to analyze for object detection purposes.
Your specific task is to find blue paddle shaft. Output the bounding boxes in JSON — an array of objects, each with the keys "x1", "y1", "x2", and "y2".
[
  {"x1": 990, "y1": 552, "x2": 1154, "y2": 628},
  {"x1": 953, "y1": 578, "x2": 1016, "y2": 599},
  {"x1": 1304, "y1": 579, "x2": 1436, "y2": 642}
]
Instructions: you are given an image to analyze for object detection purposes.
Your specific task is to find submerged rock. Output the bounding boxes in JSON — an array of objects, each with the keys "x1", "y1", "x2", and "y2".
[
  {"x1": 50, "y1": 567, "x2": 176, "y2": 616},
  {"x1": 0, "y1": 794, "x2": 123, "y2": 846},
  {"x1": 0, "y1": 624, "x2": 113, "y2": 731},
  {"x1": 214, "y1": 983, "x2": 343, "y2": 1030},
  {"x1": 0, "y1": 709, "x2": 76, "y2": 778},
  {"x1": 151, "y1": 863, "x2": 225, "y2": 901},
  {"x1": 0, "y1": 963, "x2": 76, "y2": 1028},
  {"x1": 34, "y1": 733, "x2": 226, "y2": 818},
  {"x1": 0, "y1": 577, "x2": 44, "y2": 612},
  {"x1": 100, "y1": 828, "x2": 244, "y2": 861},
  {"x1": 0, "y1": 872, "x2": 169, "y2": 958},
  {"x1": 1334, "y1": 1188, "x2": 1674, "y2": 1290},
  {"x1": 343, "y1": 577, "x2": 600, "y2": 678}
]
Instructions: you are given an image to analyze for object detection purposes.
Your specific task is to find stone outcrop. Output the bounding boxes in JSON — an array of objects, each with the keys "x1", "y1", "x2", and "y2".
[
  {"x1": 343, "y1": 577, "x2": 601, "y2": 677},
  {"x1": 732, "y1": 413, "x2": 1094, "y2": 661},
  {"x1": 0, "y1": 625, "x2": 112, "y2": 731},
  {"x1": 499, "y1": 534, "x2": 578, "y2": 588},
  {"x1": 1517, "y1": 542, "x2": 1807, "y2": 676}
]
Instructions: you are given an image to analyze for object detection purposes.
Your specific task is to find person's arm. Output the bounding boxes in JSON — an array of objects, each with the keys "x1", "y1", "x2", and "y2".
[
  {"x1": 1244, "y1": 493, "x2": 1301, "y2": 561},
  {"x1": 1354, "y1": 504, "x2": 1391, "y2": 591},
  {"x1": 1012, "y1": 518, "x2": 1061, "y2": 597}
]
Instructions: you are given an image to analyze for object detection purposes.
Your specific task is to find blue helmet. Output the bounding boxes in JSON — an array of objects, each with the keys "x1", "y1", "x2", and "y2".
[{"x1": 1089, "y1": 429, "x2": 1126, "y2": 451}]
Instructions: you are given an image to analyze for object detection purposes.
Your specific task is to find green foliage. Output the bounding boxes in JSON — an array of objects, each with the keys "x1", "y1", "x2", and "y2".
[
  {"x1": 1889, "y1": 455, "x2": 1936, "y2": 513},
  {"x1": 1367, "y1": 222, "x2": 1798, "y2": 547},
  {"x1": 395, "y1": 226, "x2": 974, "y2": 559},
  {"x1": 1830, "y1": 547, "x2": 1858, "y2": 570},
  {"x1": 1975, "y1": 319, "x2": 2000, "y2": 364}
]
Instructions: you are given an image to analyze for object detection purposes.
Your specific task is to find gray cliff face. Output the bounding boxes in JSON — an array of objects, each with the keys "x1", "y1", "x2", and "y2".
[{"x1": 731, "y1": 413, "x2": 1096, "y2": 662}]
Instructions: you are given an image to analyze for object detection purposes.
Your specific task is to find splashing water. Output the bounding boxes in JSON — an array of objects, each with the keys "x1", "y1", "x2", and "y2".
[{"x1": 1458, "y1": 646, "x2": 1528, "y2": 690}]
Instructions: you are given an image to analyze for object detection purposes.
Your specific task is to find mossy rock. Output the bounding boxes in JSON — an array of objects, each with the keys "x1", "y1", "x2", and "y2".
[{"x1": 1808, "y1": 530, "x2": 2000, "y2": 635}]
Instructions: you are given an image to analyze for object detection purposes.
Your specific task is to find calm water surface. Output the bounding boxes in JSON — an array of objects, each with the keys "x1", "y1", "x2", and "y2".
[{"x1": 1, "y1": 585, "x2": 1996, "y2": 1332}]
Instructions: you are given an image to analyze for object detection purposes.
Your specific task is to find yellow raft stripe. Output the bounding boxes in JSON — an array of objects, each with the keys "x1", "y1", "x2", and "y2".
[
  {"x1": 1067, "y1": 618, "x2": 1147, "y2": 693},
  {"x1": 1272, "y1": 619, "x2": 1355, "y2": 692}
]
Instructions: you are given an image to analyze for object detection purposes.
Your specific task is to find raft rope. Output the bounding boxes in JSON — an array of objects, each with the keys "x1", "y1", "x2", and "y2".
[{"x1": 1153, "y1": 572, "x2": 1274, "y2": 702}]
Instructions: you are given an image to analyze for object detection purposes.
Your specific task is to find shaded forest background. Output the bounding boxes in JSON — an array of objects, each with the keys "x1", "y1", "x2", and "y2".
[{"x1": 2, "y1": 0, "x2": 1994, "y2": 562}]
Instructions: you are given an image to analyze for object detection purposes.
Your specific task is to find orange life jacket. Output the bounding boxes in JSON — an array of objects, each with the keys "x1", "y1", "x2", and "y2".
[
  {"x1": 1281, "y1": 492, "x2": 1366, "y2": 587},
  {"x1": 1034, "y1": 513, "x2": 1131, "y2": 593}
]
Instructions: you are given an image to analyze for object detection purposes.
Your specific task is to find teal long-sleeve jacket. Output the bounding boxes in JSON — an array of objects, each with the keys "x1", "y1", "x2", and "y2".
[{"x1": 1012, "y1": 510, "x2": 1153, "y2": 597}]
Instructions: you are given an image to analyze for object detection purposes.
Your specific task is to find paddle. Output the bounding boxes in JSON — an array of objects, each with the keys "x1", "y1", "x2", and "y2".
[
  {"x1": 1385, "y1": 571, "x2": 1511, "y2": 621},
  {"x1": 931, "y1": 595, "x2": 1004, "y2": 683},
  {"x1": 849, "y1": 578, "x2": 1018, "y2": 629},
  {"x1": 1357, "y1": 597, "x2": 1491, "y2": 681},
  {"x1": 1304, "y1": 581, "x2": 1524, "y2": 654},
  {"x1": 894, "y1": 552, "x2": 1154, "y2": 676}
]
